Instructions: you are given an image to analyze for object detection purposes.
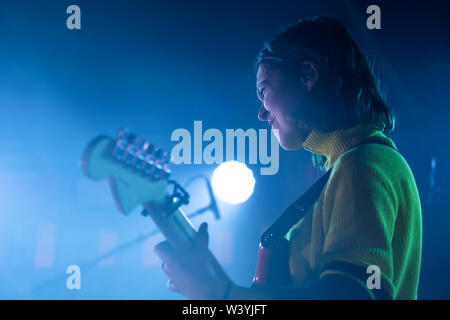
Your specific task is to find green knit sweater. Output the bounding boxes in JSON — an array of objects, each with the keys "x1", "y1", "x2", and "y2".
[{"x1": 286, "y1": 123, "x2": 422, "y2": 299}]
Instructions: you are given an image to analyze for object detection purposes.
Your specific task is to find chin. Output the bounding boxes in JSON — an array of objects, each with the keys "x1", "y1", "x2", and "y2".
[
  {"x1": 274, "y1": 125, "x2": 310, "y2": 151},
  {"x1": 280, "y1": 143, "x2": 303, "y2": 151},
  {"x1": 278, "y1": 135, "x2": 304, "y2": 151}
]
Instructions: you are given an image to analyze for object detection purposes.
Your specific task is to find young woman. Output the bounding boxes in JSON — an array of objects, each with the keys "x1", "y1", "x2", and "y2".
[{"x1": 154, "y1": 17, "x2": 422, "y2": 300}]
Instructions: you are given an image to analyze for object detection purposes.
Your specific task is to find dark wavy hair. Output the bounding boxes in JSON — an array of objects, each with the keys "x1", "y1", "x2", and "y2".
[{"x1": 255, "y1": 17, "x2": 395, "y2": 169}]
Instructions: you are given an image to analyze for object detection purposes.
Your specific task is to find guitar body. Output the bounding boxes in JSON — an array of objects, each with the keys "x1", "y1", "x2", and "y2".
[{"x1": 252, "y1": 239, "x2": 293, "y2": 288}]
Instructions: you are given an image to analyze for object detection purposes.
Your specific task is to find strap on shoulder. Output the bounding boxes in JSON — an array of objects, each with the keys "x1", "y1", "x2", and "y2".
[{"x1": 321, "y1": 261, "x2": 393, "y2": 300}]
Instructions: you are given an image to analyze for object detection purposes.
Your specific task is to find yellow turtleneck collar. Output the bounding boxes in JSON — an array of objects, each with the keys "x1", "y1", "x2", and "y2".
[{"x1": 302, "y1": 122, "x2": 397, "y2": 170}]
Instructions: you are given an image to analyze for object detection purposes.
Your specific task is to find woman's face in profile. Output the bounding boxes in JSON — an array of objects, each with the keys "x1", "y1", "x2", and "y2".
[{"x1": 256, "y1": 64, "x2": 312, "y2": 150}]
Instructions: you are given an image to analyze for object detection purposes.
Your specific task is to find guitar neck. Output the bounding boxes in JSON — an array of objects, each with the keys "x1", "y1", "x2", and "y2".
[
  {"x1": 142, "y1": 202, "x2": 197, "y2": 249},
  {"x1": 142, "y1": 202, "x2": 232, "y2": 282}
]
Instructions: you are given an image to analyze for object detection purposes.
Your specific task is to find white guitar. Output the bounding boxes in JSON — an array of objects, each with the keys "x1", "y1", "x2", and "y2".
[{"x1": 81, "y1": 128, "x2": 230, "y2": 281}]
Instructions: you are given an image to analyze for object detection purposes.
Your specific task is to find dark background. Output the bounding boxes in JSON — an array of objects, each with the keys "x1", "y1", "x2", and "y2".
[{"x1": 0, "y1": 0, "x2": 448, "y2": 299}]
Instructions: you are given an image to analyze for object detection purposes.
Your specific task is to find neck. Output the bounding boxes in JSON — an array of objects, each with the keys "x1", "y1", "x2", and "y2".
[{"x1": 302, "y1": 123, "x2": 395, "y2": 170}]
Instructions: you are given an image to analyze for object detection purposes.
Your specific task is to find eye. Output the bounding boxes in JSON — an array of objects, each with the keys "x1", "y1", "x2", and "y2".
[{"x1": 258, "y1": 86, "x2": 266, "y2": 98}]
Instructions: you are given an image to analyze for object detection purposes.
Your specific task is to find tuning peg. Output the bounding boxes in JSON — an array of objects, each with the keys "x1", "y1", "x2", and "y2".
[
  {"x1": 143, "y1": 142, "x2": 155, "y2": 154},
  {"x1": 132, "y1": 136, "x2": 146, "y2": 149},
  {"x1": 112, "y1": 128, "x2": 171, "y2": 180},
  {"x1": 133, "y1": 152, "x2": 143, "y2": 169},
  {"x1": 122, "y1": 144, "x2": 134, "y2": 164}
]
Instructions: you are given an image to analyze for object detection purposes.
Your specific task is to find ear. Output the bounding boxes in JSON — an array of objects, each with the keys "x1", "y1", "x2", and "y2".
[{"x1": 300, "y1": 61, "x2": 320, "y2": 91}]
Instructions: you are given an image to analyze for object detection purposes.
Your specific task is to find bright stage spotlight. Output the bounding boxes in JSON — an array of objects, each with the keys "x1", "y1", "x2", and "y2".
[{"x1": 211, "y1": 161, "x2": 255, "y2": 204}]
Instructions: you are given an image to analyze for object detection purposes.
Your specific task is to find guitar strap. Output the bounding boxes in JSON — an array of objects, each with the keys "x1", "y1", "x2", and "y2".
[{"x1": 255, "y1": 137, "x2": 398, "y2": 299}]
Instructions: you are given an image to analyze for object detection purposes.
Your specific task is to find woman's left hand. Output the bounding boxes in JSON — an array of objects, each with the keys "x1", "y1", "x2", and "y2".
[{"x1": 153, "y1": 222, "x2": 230, "y2": 300}]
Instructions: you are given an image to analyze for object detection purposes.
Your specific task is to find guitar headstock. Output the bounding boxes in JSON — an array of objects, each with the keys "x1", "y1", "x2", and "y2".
[{"x1": 81, "y1": 128, "x2": 171, "y2": 215}]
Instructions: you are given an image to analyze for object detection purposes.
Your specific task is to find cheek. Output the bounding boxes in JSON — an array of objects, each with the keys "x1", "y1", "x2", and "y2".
[
  {"x1": 279, "y1": 117, "x2": 301, "y2": 139},
  {"x1": 264, "y1": 94, "x2": 288, "y2": 121},
  {"x1": 269, "y1": 87, "x2": 301, "y2": 117}
]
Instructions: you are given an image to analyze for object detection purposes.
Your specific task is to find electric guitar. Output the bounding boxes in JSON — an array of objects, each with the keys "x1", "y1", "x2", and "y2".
[{"x1": 80, "y1": 128, "x2": 230, "y2": 282}]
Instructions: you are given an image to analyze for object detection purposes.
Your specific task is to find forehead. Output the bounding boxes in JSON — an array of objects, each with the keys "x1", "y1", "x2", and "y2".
[{"x1": 256, "y1": 64, "x2": 280, "y2": 86}]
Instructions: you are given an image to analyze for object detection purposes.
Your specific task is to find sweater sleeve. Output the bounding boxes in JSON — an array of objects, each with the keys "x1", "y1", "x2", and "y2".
[{"x1": 315, "y1": 149, "x2": 399, "y2": 298}]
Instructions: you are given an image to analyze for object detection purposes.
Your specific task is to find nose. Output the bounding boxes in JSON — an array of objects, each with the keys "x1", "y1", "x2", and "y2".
[{"x1": 258, "y1": 103, "x2": 269, "y2": 121}]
